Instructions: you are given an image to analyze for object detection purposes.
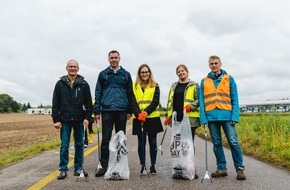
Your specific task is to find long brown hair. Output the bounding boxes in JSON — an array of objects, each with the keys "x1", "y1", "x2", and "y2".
[{"x1": 135, "y1": 64, "x2": 157, "y2": 89}]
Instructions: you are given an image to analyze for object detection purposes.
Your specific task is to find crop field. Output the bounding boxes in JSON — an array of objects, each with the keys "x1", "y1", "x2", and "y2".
[{"x1": 0, "y1": 113, "x2": 58, "y2": 158}]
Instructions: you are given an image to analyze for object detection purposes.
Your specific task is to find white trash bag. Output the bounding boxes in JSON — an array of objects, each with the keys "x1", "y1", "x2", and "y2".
[
  {"x1": 170, "y1": 111, "x2": 195, "y2": 180},
  {"x1": 104, "y1": 130, "x2": 130, "y2": 180}
]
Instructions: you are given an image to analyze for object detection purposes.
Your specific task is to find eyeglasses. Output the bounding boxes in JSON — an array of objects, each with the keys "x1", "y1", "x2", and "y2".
[
  {"x1": 67, "y1": 65, "x2": 78, "y2": 68},
  {"x1": 140, "y1": 71, "x2": 149, "y2": 74}
]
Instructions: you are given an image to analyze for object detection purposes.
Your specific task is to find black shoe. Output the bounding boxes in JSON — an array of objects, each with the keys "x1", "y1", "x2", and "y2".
[
  {"x1": 140, "y1": 165, "x2": 147, "y2": 175},
  {"x1": 57, "y1": 170, "x2": 67, "y2": 180},
  {"x1": 149, "y1": 165, "x2": 157, "y2": 174},
  {"x1": 95, "y1": 167, "x2": 107, "y2": 177},
  {"x1": 84, "y1": 143, "x2": 88, "y2": 148},
  {"x1": 194, "y1": 173, "x2": 199, "y2": 179},
  {"x1": 74, "y1": 169, "x2": 88, "y2": 177}
]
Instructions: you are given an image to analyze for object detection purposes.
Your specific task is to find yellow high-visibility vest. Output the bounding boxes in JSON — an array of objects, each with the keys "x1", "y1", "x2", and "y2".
[
  {"x1": 204, "y1": 74, "x2": 232, "y2": 111},
  {"x1": 133, "y1": 82, "x2": 160, "y2": 118},
  {"x1": 166, "y1": 83, "x2": 199, "y2": 117},
  {"x1": 91, "y1": 100, "x2": 95, "y2": 117}
]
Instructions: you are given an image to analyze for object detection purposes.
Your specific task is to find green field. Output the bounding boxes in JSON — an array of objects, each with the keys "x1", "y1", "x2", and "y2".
[{"x1": 197, "y1": 113, "x2": 290, "y2": 171}]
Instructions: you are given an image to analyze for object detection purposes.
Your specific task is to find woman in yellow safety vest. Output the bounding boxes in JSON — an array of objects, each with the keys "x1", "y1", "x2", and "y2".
[
  {"x1": 164, "y1": 64, "x2": 200, "y2": 179},
  {"x1": 131, "y1": 64, "x2": 163, "y2": 175},
  {"x1": 165, "y1": 64, "x2": 200, "y2": 138}
]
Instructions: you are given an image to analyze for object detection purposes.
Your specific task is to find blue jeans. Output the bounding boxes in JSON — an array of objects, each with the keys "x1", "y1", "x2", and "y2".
[
  {"x1": 101, "y1": 111, "x2": 127, "y2": 168},
  {"x1": 138, "y1": 133, "x2": 157, "y2": 166},
  {"x1": 59, "y1": 121, "x2": 84, "y2": 171},
  {"x1": 208, "y1": 121, "x2": 244, "y2": 170}
]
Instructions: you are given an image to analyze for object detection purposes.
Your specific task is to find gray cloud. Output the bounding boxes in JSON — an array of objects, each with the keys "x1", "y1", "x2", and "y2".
[{"x1": 0, "y1": 0, "x2": 290, "y2": 107}]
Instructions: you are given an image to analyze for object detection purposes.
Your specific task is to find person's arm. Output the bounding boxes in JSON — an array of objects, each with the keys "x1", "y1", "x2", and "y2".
[
  {"x1": 144, "y1": 85, "x2": 160, "y2": 115},
  {"x1": 190, "y1": 82, "x2": 200, "y2": 111},
  {"x1": 52, "y1": 81, "x2": 61, "y2": 123},
  {"x1": 230, "y1": 75, "x2": 240, "y2": 123},
  {"x1": 126, "y1": 72, "x2": 133, "y2": 116},
  {"x1": 84, "y1": 82, "x2": 93, "y2": 121},
  {"x1": 165, "y1": 86, "x2": 173, "y2": 118},
  {"x1": 199, "y1": 79, "x2": 208, "y2": 125},
  {"x1": 94, "y1": 73, "x2": 102, "y2": 115},
  {"x1": 131, "y1": 86, "x2": 141, "y2": 118}
]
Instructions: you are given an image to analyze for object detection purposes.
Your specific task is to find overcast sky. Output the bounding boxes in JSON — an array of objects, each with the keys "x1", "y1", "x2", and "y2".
[{"x1": 1, "y1": 0, "x2": 289, "y2": 107}]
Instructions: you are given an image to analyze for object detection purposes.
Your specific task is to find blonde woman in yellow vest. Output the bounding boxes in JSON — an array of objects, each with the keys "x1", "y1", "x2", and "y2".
[
  {"x1": 199, "y1": 55, "x2": 246, "y2": 180},
  {"x1": 164, "y1": 64, "x2": 200, "y2": 179},
  {"x1": 131, "y1": 64, "x2": 163, "y2": 175}
]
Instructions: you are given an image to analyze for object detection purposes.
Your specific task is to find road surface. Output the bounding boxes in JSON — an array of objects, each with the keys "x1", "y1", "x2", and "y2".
[{"x1": 0, "y1": 126, "x2": 289, "y2": 190}]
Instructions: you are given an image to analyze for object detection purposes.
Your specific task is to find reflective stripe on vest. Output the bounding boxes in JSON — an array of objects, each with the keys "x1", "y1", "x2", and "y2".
[
  {"x1": 204, "y1": 74, "x2": 232, "y2": 111},
  {"x1": 132, "y1": 83, "x2": 160, "y2": 118},
  {"x1": 166, "y1": 84, "x2": 199, "y2": 117}
]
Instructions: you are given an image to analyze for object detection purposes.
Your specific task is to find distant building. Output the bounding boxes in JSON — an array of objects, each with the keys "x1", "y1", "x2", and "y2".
[
  {"x1": 26, "y1": 108, "x2": 51, "y2": 115},
  {"x1": 240, "y1": 99, "x2": 290, "y2": 113}
]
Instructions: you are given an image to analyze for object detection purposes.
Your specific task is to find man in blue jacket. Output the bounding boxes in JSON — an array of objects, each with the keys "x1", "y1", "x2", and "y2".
[
  {"x1": 52, "y1": 59, "x2": 93, "y2": 180},
  {"x1": 199, "y1": 55, "x2": 246, "y2": 180},
  {"x1": 94, "y1": 50, "x2": 133, "y2": 177}
]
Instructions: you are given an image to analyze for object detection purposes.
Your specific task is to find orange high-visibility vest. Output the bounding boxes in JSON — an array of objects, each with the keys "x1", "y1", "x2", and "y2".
[{"x1": 204, "y1": 75, "x2": 232, "y2": 111}]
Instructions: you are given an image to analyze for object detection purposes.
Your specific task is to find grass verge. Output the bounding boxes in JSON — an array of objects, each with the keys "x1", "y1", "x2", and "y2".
[
  {"x1": 0, "y1": 140, "x2": 60, "y2": 168},
  {"x1": 196, "y1": 113, "x2": 290, "y2": 171}
]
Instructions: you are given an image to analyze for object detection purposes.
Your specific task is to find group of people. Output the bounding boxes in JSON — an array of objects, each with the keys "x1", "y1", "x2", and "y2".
[{"x1": 51, "y1": 50, "x2": 246, "y2": 181}]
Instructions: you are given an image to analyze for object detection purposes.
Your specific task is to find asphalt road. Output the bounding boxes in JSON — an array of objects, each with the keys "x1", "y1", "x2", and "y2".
[{"x1": 0, "y1": 126, "x2": 289, "y2": 190}]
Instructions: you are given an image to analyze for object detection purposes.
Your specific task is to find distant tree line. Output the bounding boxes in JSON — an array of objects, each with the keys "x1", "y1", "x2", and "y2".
[{"x1": 0, "y1": 93, "x2": 51, "y2": 113}]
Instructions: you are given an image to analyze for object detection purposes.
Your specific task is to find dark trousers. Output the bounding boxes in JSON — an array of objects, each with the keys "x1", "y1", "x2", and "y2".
[
  {"x1": 100, "y1": 111, "x2": 127, "y2": 168},
  {"x1": 191, "y1": 127, "x2": 197, "y2": 142},
  {"x1": 84, "y1": 121, "x2": 94, "y2": 144},
  {"x1": 137, "y1": 132, "x2": 157, "y2": 166}
]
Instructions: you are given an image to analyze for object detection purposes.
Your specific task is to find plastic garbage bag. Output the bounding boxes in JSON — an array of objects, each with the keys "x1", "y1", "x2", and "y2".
[
  {"x1": 104, "y1": 130, "x2": 130, "y2": 180},
  {"x1": 170, "y1": 111, "x2": 195, "y2": 180}
]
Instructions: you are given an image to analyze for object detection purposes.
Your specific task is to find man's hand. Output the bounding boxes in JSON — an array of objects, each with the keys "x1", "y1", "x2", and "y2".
[
  {"x1": 184, "y1": 104, "x2": 191, "y2": 113},
  {"x1": 83, "y1": 119, "x2": 89, "y2": 127},
  {"x1": 127, "y1": 114, "x2": 132, "y2": 120},
  {"x1": 231, "y1": 121, "x2": 236, "y2": 126},
  {"x1": 54, "y1": 122, "x2": 62, "y2": 129},
  {"x1": 164, "y1": 117, "x2": 171, "y2": 126}
]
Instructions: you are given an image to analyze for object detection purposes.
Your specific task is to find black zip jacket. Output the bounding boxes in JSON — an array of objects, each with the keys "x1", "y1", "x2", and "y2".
[{"x1": 52, "y1": 75, "x2": 93, "y2": 123}]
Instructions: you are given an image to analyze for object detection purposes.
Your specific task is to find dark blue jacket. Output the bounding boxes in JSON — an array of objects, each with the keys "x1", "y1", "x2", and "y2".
[
  {"x1": 52, "y1": 75, "x2": 93, "y2": 123},
  {"x1": 94, "y1": 66, "x2": 133, "y2": 114}
]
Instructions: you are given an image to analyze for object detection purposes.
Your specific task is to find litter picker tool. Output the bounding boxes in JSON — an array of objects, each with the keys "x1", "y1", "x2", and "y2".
[
  {"x1": 158, "y1": 126, "x2": 168, "y2": 155},
  {"x1": 201, "y1": 125, "x2": 212, "y2": 183},
  {"x1": 76, "y1": 124, "x2": 88, "y2": 182},
  {"x1": 96, "y1": 121, "x2": 102, "y2": 170},
  {"x1": 76, "y1": 169, "x2": 88, "y2": 182},
  {"x1": 140, "y1": 122, "x2": 150, "y2": 178}
]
